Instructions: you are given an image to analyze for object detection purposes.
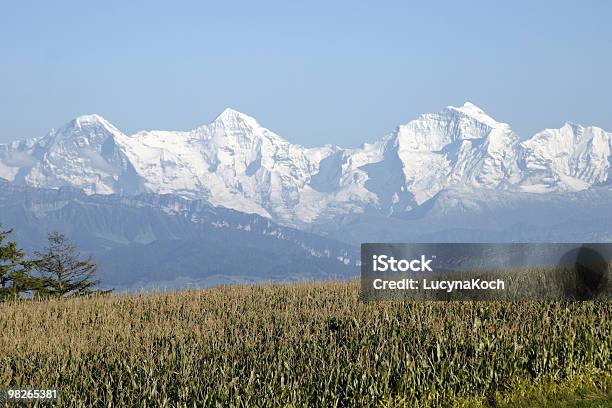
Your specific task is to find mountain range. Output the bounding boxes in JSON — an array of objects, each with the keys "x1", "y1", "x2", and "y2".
[
  {"x1": 0, "y1": 180, "x2": 357, "y2": 290},
  {"x1": 0, "y1": 103, "x2": 610, "y2": 289},
  {"x1": 1, "y1": 102, "x2": 610, "y2": 227}
]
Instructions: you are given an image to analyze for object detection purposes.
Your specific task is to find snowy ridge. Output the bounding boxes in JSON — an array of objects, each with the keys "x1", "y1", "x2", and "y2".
[{"x1": 1, "y1": 102, "x2": 610, "y2": 227}]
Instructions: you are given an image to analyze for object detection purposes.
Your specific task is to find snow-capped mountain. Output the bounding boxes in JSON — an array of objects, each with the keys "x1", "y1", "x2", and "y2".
[
  {"x1": 0, "y1": 114, "x2": 143, "y2": 195},
  {"x1": 1, "y1": 102, "x2": 610, "y2": 227}
]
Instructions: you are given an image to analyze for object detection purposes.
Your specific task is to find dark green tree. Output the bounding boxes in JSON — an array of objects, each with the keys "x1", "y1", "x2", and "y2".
[
  {"x1": 34, "y1": 232, "x2": 109, "y2": 297},
  {"x1": 0, "y1": 225, "x2": 39, "y2": 301}
]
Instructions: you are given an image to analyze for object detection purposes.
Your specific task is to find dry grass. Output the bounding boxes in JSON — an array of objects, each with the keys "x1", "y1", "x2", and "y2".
[{"x1": 0, "y1": 281, "x2": 610, "y2": 407}]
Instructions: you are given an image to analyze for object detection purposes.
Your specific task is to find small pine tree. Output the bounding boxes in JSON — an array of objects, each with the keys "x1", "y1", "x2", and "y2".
[
  {"x1": 0, "y1": 225, "x2": 39, "y2": 301},
  {"x1": 34, "y1": 232, "x2": 108, "y2": 297}
]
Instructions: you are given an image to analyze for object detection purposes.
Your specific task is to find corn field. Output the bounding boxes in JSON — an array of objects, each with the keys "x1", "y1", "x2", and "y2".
[{"x1": 1, "y1": 281, "x2": 611, "y2": 407}]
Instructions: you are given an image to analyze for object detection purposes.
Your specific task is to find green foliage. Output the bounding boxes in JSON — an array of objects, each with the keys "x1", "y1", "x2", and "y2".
[
  {"x1": 0, "y1": 281, "x2": 610, "y2": 407},
  {"x1": 34, "y1": 232, "x2": 108, "y2": 298},
  {"x1": 0, "y1": 225, "x2": 40, "y2": 300},
  {"x1": 0, "y1": 228, "x2": 108, "y2": 302}
]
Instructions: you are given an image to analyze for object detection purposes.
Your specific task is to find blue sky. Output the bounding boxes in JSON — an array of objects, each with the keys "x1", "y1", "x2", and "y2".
[{"x1": 1, "y1": 1, "x2": 611, "y2": 146}]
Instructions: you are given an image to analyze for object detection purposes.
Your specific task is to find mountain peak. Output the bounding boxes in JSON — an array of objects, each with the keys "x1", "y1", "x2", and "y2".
[
  {"x1": 562, "y1": 121, "x2": 581, "y2": 130},
  {"x1": 50, "y1": 114, "x2": 123, "y2": 142},
  {"x1": 457, "y1": 101, "x2": 482, "y2": 112},
  {"x1": 213, "y1": 107, "x2": 258, "y2": 125},
  {"x1": 446, "y1": 102, "x2": 501, "y2": 128},
  {"x1": 72, "y1": 114, "x2": 112, "y2": 127}
]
